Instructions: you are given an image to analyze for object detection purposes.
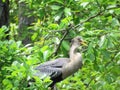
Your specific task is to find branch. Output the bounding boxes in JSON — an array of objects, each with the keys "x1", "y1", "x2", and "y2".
[
  {"x1": 54, "y1": 31, "x2": 69, "y2": 56},
  {"x1": 49, "y1": 6, "x2": 120, "y2": 35},
  {"x1": 51, "y1": 6, "x2": 120, "y2": 57},
  {"x1": 73, "y1": 5, "x2": 120, "y2": 29},
  {"x1": 51, "y1": 25, "x2": 72, "y2": 56}
]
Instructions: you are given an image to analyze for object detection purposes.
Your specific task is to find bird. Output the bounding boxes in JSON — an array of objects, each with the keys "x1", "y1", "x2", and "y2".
[{"x1": 34, "y1": 36, "x2": 86, "y2": 90}]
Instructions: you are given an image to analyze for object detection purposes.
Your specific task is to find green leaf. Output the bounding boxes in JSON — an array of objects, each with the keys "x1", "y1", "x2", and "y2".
[
  {"x1": 31, "y1": 33, "x2": 38, "y2": 41},
  {"x1": 2, "y1": 0, "x2": 6, "y2": 2},
  {"x1": 81, "y1": 2, "x2": 89, "y2": 8},
  {"x1": 62, "y1": 41, "x2": 70, "y2": 51},
  {"x1": 86, "y1": 42, "x2": 95, "y2": 61},
  {"x1": 41, "y1": 46, "x2": 49, "y2": 52},
  {"x1": 50, "y1": 5, "x2": 61, "y2": 10},
  {"x1": 48, "y1": 23, "x2": 59, "y2": 29},
  {"x1": 64, "y1": 8, "x2": 71, "y2": 16},
  {"x1": 2, "y1": 79, "x2": 13, "y2": 90},
  {"x1": 99, "y1": 35, "x2": 108, "y2": 49},
  {"x1": 43, "y1": 50, "x2": 51, "y2": 61}
]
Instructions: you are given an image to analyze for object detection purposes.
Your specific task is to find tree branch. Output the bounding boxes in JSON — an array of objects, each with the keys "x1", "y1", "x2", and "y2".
[
  {"x1": 51, "y1": 25, "x2": 73, "y2": 56},
  {"x1": 51, "y1": 6, "x2": 120, "y2": 56},
  {"x1": 73, "y1": 5, "x2": 120, "y2": 29},
  {"x1": 54, "y1": 30, "x2": 69, "y2": 56}
]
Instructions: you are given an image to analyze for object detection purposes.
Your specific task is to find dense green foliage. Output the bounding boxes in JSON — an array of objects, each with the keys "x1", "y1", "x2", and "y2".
[{"x1": 0, "y1": 0, "x2": 120, "y2": 90}]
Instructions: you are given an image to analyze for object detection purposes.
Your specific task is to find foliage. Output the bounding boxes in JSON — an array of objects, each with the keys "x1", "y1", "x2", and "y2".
[
  {"x1": 0, "y1": 26, "x2": 49, "y2": 90},
  {"x1": 1, "y1": 0, "x2": 120, "y2": 90}
]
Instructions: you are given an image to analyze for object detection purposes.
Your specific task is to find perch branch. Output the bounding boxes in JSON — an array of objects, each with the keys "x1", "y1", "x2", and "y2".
[
  {"x1": 54, "y1": 31, "x2": 69, "y2": 56},
  {"x1": 52, "y1": 25, "x2": 72, "y2": 56}
]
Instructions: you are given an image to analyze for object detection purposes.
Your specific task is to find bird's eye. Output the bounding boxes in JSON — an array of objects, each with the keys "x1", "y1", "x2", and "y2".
[
  {"x1": 71, "y1": 39, "x2": 74, "y2": 43},
  {"x1": 78, "y1": 38, "x2": 82, "y2": 42}
]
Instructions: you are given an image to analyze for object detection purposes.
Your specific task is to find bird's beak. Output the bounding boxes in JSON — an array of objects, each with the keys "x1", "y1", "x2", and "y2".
[{"x1": 80, "y1": 41, "x2": 87, "y2": 46}]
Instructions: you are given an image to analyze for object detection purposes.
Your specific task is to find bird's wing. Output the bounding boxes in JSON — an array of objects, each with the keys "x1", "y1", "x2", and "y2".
[
  {"x1": 36, "y1": 66, "x2": 61, "y2": 79},
  {"x1": 35, "y1": 58, "x2": 70, "y2": 79},
  {"x1": 35, "y1": 58, "x2": 70, "y2": 69}
]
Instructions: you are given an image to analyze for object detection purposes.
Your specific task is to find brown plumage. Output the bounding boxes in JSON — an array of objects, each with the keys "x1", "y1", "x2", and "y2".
[{"x1": 35, "y1": 36, "x2": 85, "y2": 89}]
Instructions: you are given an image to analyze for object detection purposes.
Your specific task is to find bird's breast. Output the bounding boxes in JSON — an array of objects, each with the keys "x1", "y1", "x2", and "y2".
[{"x1": 62, "y1": 54, "x2": 82, "y2": 79}]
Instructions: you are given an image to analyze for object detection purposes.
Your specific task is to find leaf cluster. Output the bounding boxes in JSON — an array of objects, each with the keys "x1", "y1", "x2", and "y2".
[{"x1": 1, "y1": 0, "x2": 120, "y2": 90}]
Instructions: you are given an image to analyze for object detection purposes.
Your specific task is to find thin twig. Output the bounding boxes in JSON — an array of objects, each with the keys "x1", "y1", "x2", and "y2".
[{"x1": 54, "y1": 31, "x2": 69, "y2": 56}]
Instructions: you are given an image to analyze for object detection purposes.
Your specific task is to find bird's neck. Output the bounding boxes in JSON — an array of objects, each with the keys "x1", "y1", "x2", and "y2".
[
  {"x1": 62, "y1": 44, "x2": 82, "y2": 79},
  {"x1": 69, "y1": 45, "x2": 79, "y2": 60}
]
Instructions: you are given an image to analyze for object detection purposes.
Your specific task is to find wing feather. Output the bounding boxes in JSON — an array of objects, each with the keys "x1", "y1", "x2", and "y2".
[{"x1": 35, "y1": 58, "x2": 70, "y2": 79}]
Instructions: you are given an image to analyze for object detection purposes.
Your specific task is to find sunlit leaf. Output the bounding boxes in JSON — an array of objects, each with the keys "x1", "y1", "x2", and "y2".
[
  {"x1": 64, "y1": 8, "x2": 71, "y2": 16},
  {"x1": 50, "y1": 5, "x2": 61, "y2": 10},
  {"x1": 62, "y1": 41, "x2": 70, "y2": 51}
]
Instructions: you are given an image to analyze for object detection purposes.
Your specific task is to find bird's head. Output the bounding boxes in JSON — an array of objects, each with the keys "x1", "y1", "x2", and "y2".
[{"x1": 71, "y1": 36, "x2": 87, "y2": 47}]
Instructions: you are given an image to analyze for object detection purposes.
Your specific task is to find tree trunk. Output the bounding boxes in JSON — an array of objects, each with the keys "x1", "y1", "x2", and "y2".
[
  {"x1": 0, "y1": 0, "x2": 9, "y2": 39},
  {"x1": 18, "y1": 2, "x2": 35, "y2": 44},
  {"x1": 0, "y1": 0, "x2": 9, "y2": 27}
]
